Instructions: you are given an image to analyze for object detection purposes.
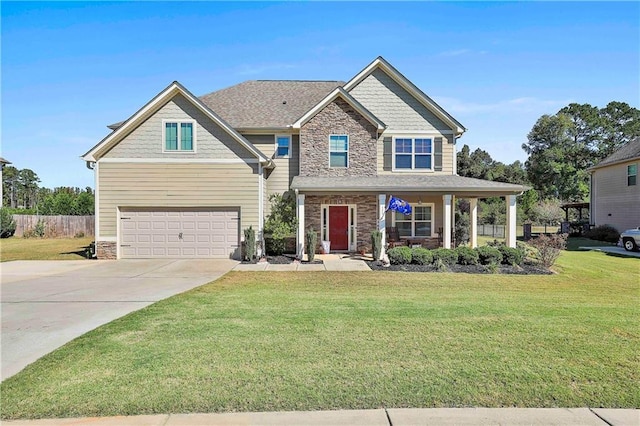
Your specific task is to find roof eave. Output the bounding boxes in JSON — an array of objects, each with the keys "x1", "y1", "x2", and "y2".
[{"x1": 588, "y1": 155, "x2": 640, "y2": 172}]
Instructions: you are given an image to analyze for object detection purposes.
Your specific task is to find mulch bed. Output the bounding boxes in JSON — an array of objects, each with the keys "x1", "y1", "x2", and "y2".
[
  {"x1": 241, "y1": 255, "x2": 323, "y2": 265},
  {"x1": 366, "y1": 261, "x2": 552, "y2": 275}
]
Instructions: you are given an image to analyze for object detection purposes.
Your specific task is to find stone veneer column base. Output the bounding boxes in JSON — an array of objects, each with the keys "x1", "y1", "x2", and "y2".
[{"x1": 96, "y1": 241, "x2": 117, "y2": 259}]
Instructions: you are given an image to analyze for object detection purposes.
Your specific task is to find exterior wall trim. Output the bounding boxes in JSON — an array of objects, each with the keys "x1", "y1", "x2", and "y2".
[{"x1": 98, "y1": 158, "x2": 260, "y2": 164}]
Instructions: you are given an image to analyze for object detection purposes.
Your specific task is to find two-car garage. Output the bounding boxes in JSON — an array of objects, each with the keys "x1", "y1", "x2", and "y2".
[{"x1": 119, "y1": 208, "x2": 240, "y2": 259}]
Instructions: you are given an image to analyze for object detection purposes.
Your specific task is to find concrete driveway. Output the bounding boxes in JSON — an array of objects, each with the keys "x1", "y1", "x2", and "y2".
[{"x1": 1, "y1": 259, "x2": 237, "y2": 381}]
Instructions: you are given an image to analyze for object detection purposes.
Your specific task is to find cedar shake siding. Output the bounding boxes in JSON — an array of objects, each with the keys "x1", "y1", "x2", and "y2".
[
  {"x1": 102, "y1": 93, "x2": 255, "y2": 160},
  {"x1": 299, "y1": 98, "x2": 378, "y2": 177},
  {"x1": 96, "y1": 162, "x2": 260, "y2": 238}
]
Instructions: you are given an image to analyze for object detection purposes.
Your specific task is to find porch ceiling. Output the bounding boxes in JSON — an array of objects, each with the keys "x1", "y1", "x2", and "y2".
[{"x1": 291, "y1": 175, "x2": 529, "y2": 196}]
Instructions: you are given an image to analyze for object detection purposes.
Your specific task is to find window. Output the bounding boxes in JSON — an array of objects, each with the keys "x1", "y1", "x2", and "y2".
[
  {"x1": 275, "y1": 135, "x2": 290, "y2": 158},
  {"x1": 394, "y1": 137, "x2": 432, "y2": 170},
  {"x1": 628, "y1": 164, "x2": 637, "y2": 186},
  {"x1": 395, "y1": 205, "x2": 432, "y2": 238},
  {"x1": 329, "y1": 135, "x2": 348, "y2": 168},
  {"x1": 164, "y1": 121, "x2": 194, "y2": 152}
]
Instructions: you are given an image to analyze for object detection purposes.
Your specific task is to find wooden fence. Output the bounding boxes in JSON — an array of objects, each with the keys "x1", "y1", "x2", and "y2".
[{"x1": 12, "y1": 215, "x2": 94, "y2": 238}]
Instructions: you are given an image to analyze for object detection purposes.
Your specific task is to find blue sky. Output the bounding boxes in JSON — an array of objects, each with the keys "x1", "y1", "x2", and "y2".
[{"x1": 2, "y1": 1, "x2": 638, "y2": 189}]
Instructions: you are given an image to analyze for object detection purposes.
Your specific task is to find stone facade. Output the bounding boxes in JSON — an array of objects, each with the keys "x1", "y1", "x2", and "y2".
[
  {"x1": 304, "y1": 194, "x2": 378, "y2": 252},
  {"x1": 96, "y1": 241, "x2": 117, "y2": 259},
  {"x1": 299, "y1": 98, "x2": 378, "y2": 177}
]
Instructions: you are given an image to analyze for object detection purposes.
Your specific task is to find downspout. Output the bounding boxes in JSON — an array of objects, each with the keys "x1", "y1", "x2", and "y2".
[{"x1": 258, "y1": 163, "x2": 264, "y2": 257}]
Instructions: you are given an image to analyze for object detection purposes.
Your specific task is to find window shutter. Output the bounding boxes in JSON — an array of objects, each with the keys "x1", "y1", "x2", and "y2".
[
  {"x1": 383, "y1": 137, "x2": 392, "y2": 170},
  {"x1": 434, "y1": 137, "x2": 443, "y2": 171}
]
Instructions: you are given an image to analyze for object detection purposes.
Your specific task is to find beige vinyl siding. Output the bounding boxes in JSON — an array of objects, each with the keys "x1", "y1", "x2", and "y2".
[
  {"x1": 97, "y1": 162, "x2": 259, "y2": 238},
  {"x1": 592, "y1": 160, "x2": 640, "y2": 232},
  {"x1": 245, "y1": 134, "x2": 299, "y2": 214},
  {"x1": 103, "y1": 93, "x2": 255, "y2": 159},
  {"x1": 377, "y1": 133, "x2": 454, "y2": 175},
  {"x1": 349, "y1": 68, "x2": 451, "y2": 132}
]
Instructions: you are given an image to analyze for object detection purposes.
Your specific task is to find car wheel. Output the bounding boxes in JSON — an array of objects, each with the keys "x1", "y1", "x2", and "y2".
[{"x1": 623, "y1": 238, "x2": 638, "y2": 252}]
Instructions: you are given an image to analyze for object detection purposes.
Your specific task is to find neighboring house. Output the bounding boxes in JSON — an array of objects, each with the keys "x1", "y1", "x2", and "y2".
[
  {"x1": 588, "y1": 137, "x2": 640, "y2": 232},
  {"x1": 82, "y1": 57, "x2": 527, "y2": 259},
  {"x1": 0, "y1": 157, "x2": 11, "y2": 207}
]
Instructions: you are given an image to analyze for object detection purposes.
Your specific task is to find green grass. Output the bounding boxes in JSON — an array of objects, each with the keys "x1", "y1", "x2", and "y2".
[
  {"x1": 0, "y1": 237, "x2": 94, "y2": 262},
  {"x1": 1, "y1": 250, "x2": 638, "y2": 419}
]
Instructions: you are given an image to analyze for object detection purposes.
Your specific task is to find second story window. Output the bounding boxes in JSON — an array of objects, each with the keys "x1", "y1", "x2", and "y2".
[
  {"x1": 164, "y1": 121, "x2": 195, "y2": 152},
  {"x1": 329, "y1": 135, "x2": 349, "y2": 168},
  {"x1": 628, "y1": 164, "x2": 637, "y2": 186},
  {"x1": 275, "y1": 135, "x2": 290, "y2": 158},
  {"x1": 394, "y1": 137, "x2": 432, "y2": 170}
]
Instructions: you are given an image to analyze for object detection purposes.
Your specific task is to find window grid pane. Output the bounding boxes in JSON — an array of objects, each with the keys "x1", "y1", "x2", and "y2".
[
  {"x1": 180, "y1": 123, "x2": 193, "y2": 151},
  {"x1": 396, "y1": 155, "x2": 412, "y2": 169},
  {"x1": 414, "y1": 139, "x2": 432, "y2": 153},
  {"x1": 415, "y1": 155, "x2": 431, "y2": 169},
  {"x1": 165, "y1": 123, "x2": 178, "y2": 150},
  {"x1": 330, "y1": 152, "x2": 347, "y2": 168},
  {"x1": 277, "y1": 136, "x2": 290, "y2": 157}
]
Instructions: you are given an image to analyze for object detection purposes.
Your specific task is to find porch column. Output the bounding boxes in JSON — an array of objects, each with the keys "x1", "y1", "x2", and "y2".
[
  {"x1": 505, "y1": 194, "x2": 517, "y2": 248},
  {"x1": 296, "y1": 193, "x2": 305, "y2": 258},
  {"x1": 470, "y1": 198, "x2": 478, "y2": 248},
  {"x1": 451, "y1": 195, "x2": 456, "y2": 247},
  {"x1": 443, "y1": 194, "x2": 452, "y2": 249},
  {"x1": 378, "y1": 194, "x2": 387, "y2": 260}
]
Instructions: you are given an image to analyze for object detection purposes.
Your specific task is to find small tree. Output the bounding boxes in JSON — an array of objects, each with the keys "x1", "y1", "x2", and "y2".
[
  {"x1": 530, "y1": 233, "x2": 567, "y2": 268},
  {"x1": 454, "y1": 212, "x2": 470, "y2": 247},
  {"x1": 531, "y1": 199, "x2": 564, "y2": 226},
  {"x1": 244, "y1": 226, "x2": 256, "y2": 262},
  {"x1": 371, "y1": 230, "x2": 383, "y2": 260},
  {"x1": 264, "y1": 192, "x2": 297, "y2": 255},
  {"x1": 306, "y1": 228, "x2": 317, "y2": 262}
]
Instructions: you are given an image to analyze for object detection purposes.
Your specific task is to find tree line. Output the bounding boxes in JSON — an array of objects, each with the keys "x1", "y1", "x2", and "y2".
[{"x1": 2, "y1": 166, "x2": 94, "y2": 215}]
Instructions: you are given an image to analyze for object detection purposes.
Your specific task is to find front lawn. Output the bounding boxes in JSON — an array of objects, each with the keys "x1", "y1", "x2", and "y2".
[
  {"x1": 0, "y1": 237, "x2": 94, "y2": 262},
  {"x1": 1, "y1": 250, "x2": 638, "y2": 419}
]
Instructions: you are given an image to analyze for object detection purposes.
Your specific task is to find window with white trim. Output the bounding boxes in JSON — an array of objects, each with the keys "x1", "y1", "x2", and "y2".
[
  {"x1": 164, "y1": 121, "x2": 195, "y2": 151},
  {"x1": 628, "y1": 164, "x2": 637, "y2": 186},
  {"x1": 394, "y1": 137, "x2": 432, "y2": 170},
  {"x1": 395, "y1": 205, "x2": 432, "y2": 238},
  {"x1": 329, "y1": 135, "x2": 348, "y2": 168},
  {"x1": 275, "y1": 135, "x2": 290, "y2": 158}
]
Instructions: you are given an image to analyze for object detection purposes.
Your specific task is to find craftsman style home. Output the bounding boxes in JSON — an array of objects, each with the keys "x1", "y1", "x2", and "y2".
[
  {"x1": 589, "y1": 137, "x2": 640, "y2": 232},
  {"x1": 82, "y1": 57, "x2": 527, "y2": 259}
]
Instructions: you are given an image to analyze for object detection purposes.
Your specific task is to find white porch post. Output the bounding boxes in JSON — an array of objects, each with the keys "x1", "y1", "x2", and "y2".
[
  {"x1": 296, "y1": 193, "x2": 305, "y2": 258},
  {"x1": 470, "y1": 198, "x2": 478, "y2": 248},
  {"x1": 506, "y1": 194, "x2": 517, "y2": 248},
  {"x1": 443, "y1": 194, "x2": 452, "y2": 249},
  {"x1": 378, "y1": 194, "x2": 387, "y2": 260},
  {"x1": 451, "y1": 195, "x2": 456, "y2": 247}
]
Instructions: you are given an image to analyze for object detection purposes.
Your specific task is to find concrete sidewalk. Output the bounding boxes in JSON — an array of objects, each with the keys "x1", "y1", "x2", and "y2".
[
  {"x1": 4, "y1": 408, "x2": 638, "y2": 425},
  {"x1": 233, "y1": 254, "x2": 372, "y2": 271}
]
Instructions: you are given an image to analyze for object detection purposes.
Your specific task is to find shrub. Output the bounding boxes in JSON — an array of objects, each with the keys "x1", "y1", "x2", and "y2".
[
  {"x1": 411, "y1": 247, "x2": 433, "y2": 265},
  {"x1": 530, "y1": 233, "x2": 568, "y2": 268},
  {"x1": 584, "y1": 224, "x2": 620, "y2": 243},
  {"x1": 244, "y1": 226, "x2": 256, "y2": 261},
  {"x1": 499, "y1": 246, "x2": 524, "y2": 265},
  {"x1": 34, "y1": 219, "x2": 46, "y2": 238},
  {"x1": 306, "y1": 228, "x2": 317, "y2": 262},
  {"x1": 517, "y1": 241, "x2": 540, "y2": 264},
  {"x1": 371, "y1": 230, "x2": 383, "y2": 261},
  {"x1": 387, "y1": 246, "x2": 412, "y2": 265},
  {"x1": 433, "y1": 257, "x2": 448, "y2": 272},
  {"x1": 431, "y1": 248, "x2": 458, "y2": 266},
  {"x1": 476, "y1": 246, "x2": 503, "y2": 265},
  {"x1": 455, "y1": 246, "x2": 479, "y2": 265},
  {"x1": 0, "y1": 208, "x2": 16, "y2": 238},
  {"x1": 264, "y1": 192, "x2": 297, "y2": 255}
]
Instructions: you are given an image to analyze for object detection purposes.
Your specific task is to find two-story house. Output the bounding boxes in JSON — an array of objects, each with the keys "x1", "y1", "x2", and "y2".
[{"x1": 82, "y1": 57, "x2": 527, "y2": 259}]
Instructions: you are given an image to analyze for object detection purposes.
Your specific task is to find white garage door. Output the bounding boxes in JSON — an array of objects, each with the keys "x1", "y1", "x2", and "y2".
[{"x1": 120, "y1": 208, "x2": 239, "y2": 259}]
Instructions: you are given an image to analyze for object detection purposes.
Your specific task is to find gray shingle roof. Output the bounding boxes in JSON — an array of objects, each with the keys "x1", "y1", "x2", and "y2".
[
  {"x1": 199, "y1": 80, "x2": 345, "y2": 129},
  {"x1": 0, "y1": 157, "x2": 11, "y2": 165},
  {"x1": 591, "y1": 137, "x2": 640, "y2": 170},
  {"x1": 291, "y1": 175, "x2": 529, "y2": 193}
]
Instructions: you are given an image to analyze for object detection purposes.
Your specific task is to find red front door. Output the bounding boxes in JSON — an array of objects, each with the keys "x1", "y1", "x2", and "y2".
[{"x1": 329, "y1": 206, "x2": 349, "y2": 251}]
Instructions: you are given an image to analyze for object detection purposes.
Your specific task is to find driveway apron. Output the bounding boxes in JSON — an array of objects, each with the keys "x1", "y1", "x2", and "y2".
[{"x1": 0, "y1": 259, "x2": 237, "y2": 381}]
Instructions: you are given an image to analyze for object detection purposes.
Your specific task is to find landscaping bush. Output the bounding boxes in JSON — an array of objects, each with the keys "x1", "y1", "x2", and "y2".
[
  {"x1": 584, "y1": 224, "x2": 620, "y2": 243},
  {"x1": 431, "y1": 248, "x2": 458, "y2": 266},
  {"x1": 529, "y1": 233, "x2": 568, "y2": 268},
  {"x1": 475, "y1": 246, "x2": 503, "y2": 265},
  {"x1": 371, "y1": 230, "x2": 383, "y2": 261},
  {"x1": 0, "y1": 208, "x2": 16, "y2": 238},
  {"x1": 387, "y1": 246, "x2": 412, "y2": 265},
  {"x1": 306, "y1": 228, "x2": 317, "y2": 262},
  {"x1": 243, "y1": 226, "x2": 256, "y2": 262},
  {"x1": 517, "y1": 241, "x2": 540, "y2": 264},
  {"x1": 455, "y1": 246, "x2": 479, "y2": 265},
  {"x1": 411, "y1": 247, "x2": 433, "y2": 265},
  {"x1": 498, "y1": 246, "x2": 524, "y2": 266}
]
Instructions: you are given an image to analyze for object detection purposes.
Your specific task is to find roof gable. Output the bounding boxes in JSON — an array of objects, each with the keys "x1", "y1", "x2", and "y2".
[
  {"x1": 590, "y1": 137, "x2": 640, "y2": 171},
  {"x1": 292, "y1": 87, "x2": 386, "y2": 130},
  {"x1": 82, "y1": 82, "x2": 270, "y2": 164},
  {"x1": 343, "y1": 56, "x2": 465, "y2": 135}
]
